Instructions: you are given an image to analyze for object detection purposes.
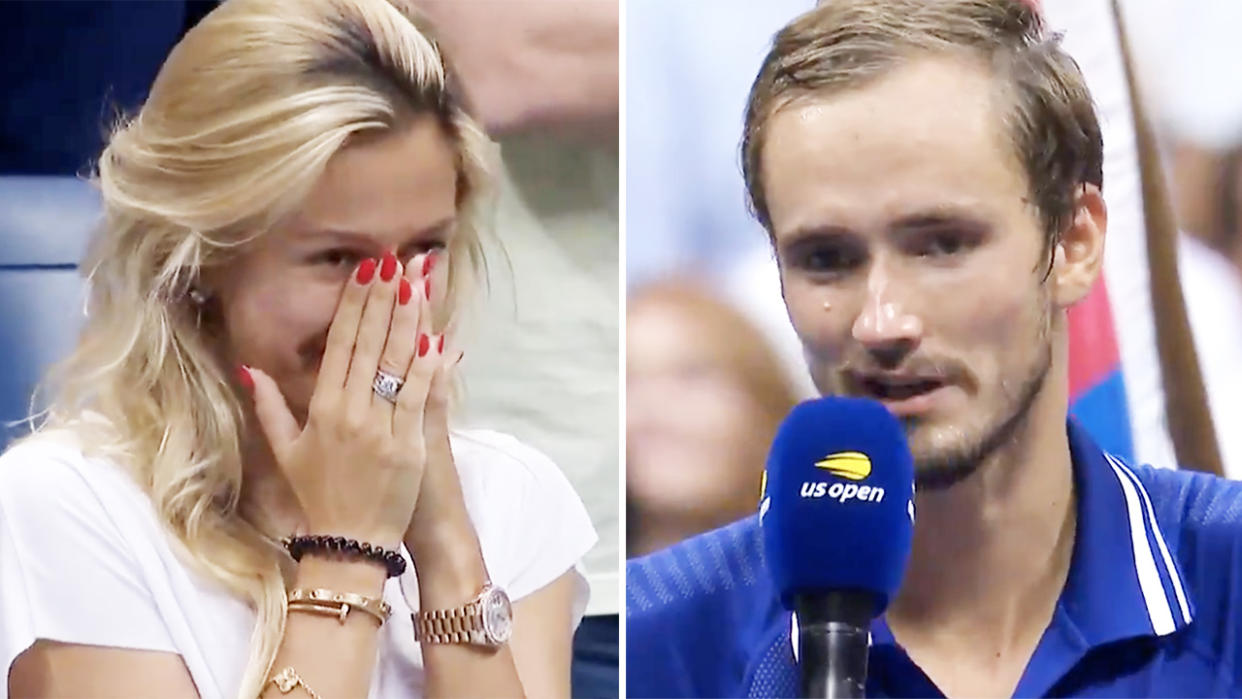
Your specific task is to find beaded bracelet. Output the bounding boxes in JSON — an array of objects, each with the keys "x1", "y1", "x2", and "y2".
[{"x1": 281, "y1": 534, "x2": 407, "y2": 578}]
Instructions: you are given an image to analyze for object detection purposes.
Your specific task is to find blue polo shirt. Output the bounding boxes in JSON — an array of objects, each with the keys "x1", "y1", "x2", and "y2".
[{"x1": 626, "y1": 420, "x2": 1242, "y2": 697}]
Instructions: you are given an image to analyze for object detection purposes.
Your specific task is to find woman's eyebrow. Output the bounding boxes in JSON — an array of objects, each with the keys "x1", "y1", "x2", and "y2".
[{"x1": 297, "y1": 218, "x2": 457, "y2": 247}]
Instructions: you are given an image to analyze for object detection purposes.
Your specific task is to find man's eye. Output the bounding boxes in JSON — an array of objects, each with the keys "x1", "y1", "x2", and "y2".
[
  {"x1": 795, "y1": 245, "x2": 864, "y2": 275},
  {"x1": 915, "y1": 233, "x2": 968, "y2": 258}
]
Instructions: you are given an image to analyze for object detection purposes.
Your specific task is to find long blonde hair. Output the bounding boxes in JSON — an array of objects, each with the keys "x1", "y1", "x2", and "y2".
[{"x1": 18, "y1": 0, "x2": 493, "y2": 695}]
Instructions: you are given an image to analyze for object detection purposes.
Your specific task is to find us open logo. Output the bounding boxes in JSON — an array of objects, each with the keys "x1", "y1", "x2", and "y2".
[{"x1": 801, "y1": 451, "x2": 886, "y2": 504}]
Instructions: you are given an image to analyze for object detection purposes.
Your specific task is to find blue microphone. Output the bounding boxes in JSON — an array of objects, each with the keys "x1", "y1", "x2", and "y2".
[{"x1": 760, "y1": 397, "x2": 916, "y2": 698}]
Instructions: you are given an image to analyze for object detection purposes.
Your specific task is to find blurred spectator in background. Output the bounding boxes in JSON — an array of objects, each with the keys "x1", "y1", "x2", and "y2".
[
  {"x1": 1122, "y1": 0, "x2": 1242, "y2": 477},
  {"x1": 1178, "y1": 227, "x2": 1242, "y2": 476},
  {"x1": 626, "y1": 280, "x2": 796, "y2": 558},
  {"x1": 408, "y1": 2, "x2": 620, "y2": 697}
]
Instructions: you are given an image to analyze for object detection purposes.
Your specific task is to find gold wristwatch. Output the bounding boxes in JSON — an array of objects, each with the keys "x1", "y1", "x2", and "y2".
[{"x1": 413, "y1": 583, "x2": 513, "y2": 649}]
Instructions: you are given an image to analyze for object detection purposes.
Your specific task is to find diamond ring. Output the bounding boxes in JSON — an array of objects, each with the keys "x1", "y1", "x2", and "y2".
[{"x1": 372, "y1": 369, "x2": 404, "y2": 404}]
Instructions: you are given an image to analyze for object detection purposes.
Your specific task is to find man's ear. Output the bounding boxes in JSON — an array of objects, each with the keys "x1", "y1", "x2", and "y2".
[{"x1": 1050, "y1": 183, "x2": 1107, "y2": 307}]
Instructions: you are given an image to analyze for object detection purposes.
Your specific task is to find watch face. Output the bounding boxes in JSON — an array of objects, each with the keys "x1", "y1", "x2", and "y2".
[{"x1": 481, "y1": 586, "x2": 513, "y2": 644}]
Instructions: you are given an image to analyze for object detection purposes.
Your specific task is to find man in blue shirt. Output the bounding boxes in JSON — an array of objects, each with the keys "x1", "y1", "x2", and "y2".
[{"x1": 626, "y1": 0, "x2": 1242, "y2": 696}]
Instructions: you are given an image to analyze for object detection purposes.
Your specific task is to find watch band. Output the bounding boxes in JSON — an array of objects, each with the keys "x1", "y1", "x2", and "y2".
[
  {"x1": 413, "y1": 583, "x2": 510, "y2": 647},
  {"x1": 413, "y1": 598, "x2": 486, "y2": 644}
]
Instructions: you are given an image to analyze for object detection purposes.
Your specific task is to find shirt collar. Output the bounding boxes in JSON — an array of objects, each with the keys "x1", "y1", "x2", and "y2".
[{"x1": 1059, "y1": 418, "x2": 1194, "y2": 644}]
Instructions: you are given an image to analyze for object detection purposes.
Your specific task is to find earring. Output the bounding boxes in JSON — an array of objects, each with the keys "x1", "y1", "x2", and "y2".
[
  {"x1": 822, "y1": 301, "x2": 832, "y2": 312},
  {"x1": 188, "y1": 287, "x2": 209, "y2": 305}
]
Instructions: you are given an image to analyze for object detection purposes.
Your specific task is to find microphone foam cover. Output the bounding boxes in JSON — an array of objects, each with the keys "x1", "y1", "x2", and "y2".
[{"x1": 760, "y1": 397, "x2": 916, "y2": 615}]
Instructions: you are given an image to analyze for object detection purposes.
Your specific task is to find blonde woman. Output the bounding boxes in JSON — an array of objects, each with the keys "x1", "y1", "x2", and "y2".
[{"x1": 0, "y1": 1, "x2": 597, "y2": 697}]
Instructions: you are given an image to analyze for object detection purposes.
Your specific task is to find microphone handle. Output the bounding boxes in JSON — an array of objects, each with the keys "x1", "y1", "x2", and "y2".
[{"x1": 798, "y1": 620, "x2": 869, "y2": 699}]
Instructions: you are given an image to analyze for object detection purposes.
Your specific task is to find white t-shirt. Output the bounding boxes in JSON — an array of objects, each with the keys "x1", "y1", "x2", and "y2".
[{"x1": 0, "y1": 428, "x2": 596, "y2": 699}]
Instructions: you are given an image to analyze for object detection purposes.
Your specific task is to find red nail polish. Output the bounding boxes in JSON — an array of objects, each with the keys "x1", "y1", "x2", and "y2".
[
  {"x1": 418, "y1": 334, "x2": 430, "y2": 357},
  {"x1": 437, "y1": 335, "x2": 445, "y2": 353},
  {"x1": 356, "y1": 258, "x2": 377, "y2": 284},
  {"x1": 422, "y1": 253, "x2": 437, "y2": 277},
  {"x1": 424, "y1": 278, "x2": 431, "y2": 299},
  {"x1": 398, "y1": 278, "x2": 412, "y2": 305},
  {"x1": 379, "y1": 252, "x2": 397, "y2": 282},
  {"x1": 236, "y1": 365, "x2": 254, "y2": 393}
]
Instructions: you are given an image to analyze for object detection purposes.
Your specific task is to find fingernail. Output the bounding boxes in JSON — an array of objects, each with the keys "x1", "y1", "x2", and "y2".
[
  {"x1": 398, "y1": 278, "x2": 412, "y2": 305},
  {"x1": 380, "y1": 252, "x2": 397, "y2": 282},
  {"x1": 437, "y1": 335, "x2": 445, "y2": 354},
  {"x1": 418, "y1": 334, "x2": 430, "y2": 357},
  {"x1": 422, "y1": 253, "x2": 437, "y2": 277},
  {"x1": 356, "y1": 258, "x2": 376, "y2": 284},
  {"x1": 236, "y1": 365, "x2": 254, "y2": 393}
]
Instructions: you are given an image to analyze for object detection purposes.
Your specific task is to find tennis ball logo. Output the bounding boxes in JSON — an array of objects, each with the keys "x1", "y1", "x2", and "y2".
[{"x1": 814, "y1": 451, "x2": 872, "y2": 480}]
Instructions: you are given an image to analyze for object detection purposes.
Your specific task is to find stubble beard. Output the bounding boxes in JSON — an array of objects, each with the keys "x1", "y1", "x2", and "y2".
[
  {"x1": 906, "y1": 302, "x2": 1055, "y2": 491},
  {"x1": 906, "y1": 342, "x2": 1051, "y2": 491}
]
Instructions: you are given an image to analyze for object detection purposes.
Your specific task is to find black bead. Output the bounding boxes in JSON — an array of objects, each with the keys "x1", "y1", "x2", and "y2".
[{"x1": 384, "y1": 552, "x2": 405, "y2": 577}]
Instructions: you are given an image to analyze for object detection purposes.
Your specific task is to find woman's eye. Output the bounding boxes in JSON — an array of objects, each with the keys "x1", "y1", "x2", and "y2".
[{"x1": 313, "y1": 249, "x2": 363, "y2": 268}]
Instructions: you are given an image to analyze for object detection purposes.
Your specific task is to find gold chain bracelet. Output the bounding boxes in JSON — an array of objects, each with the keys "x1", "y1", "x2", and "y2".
[{"x1": 269, "y1": 667, "x2": 322, "y2": 699}]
